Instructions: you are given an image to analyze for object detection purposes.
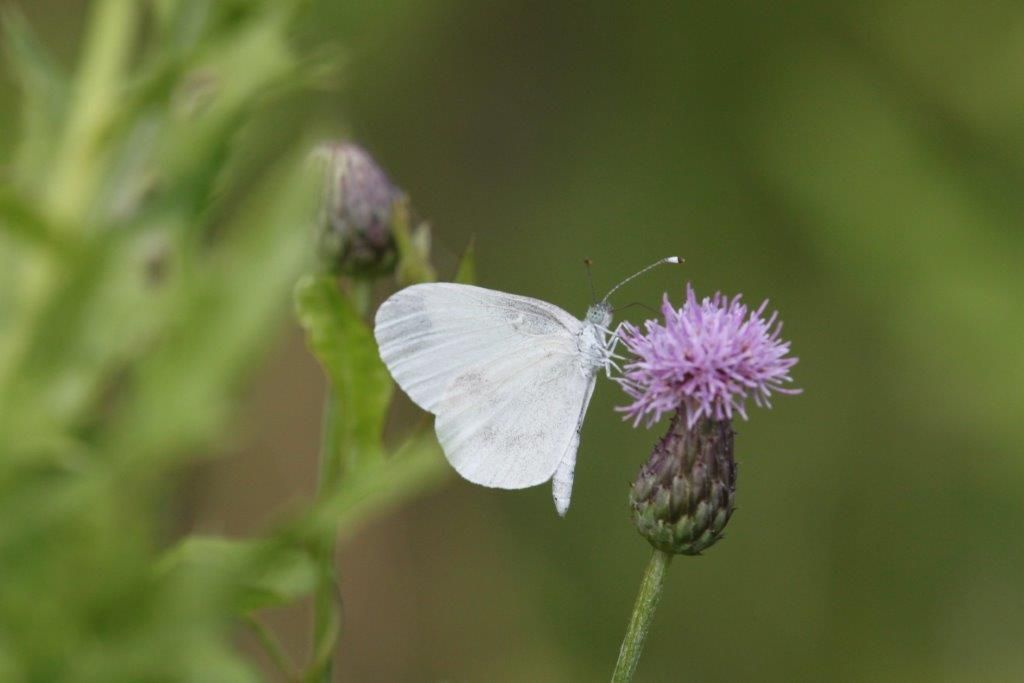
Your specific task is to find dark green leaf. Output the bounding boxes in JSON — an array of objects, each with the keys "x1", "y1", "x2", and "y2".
[
  {"x1": 295, "y1": 274, "x2": 393, "y2": 474},
  {"x1": 102, "y1": 152, "x2": 316, "y2": 467},
  {"x1": 305, "y1": 434, "x2": 450, "y2": 543},
  {"x1": 454, "y1": 236, "x2": 476, "y2": 284},
  {"x1": 391, "y1": 200, "x2": 436, "y2": 285},
  {"x1": 0, "y1": 187, "x2": 68, "y2": 252},
  {"x1": 158, "y1": 536, "x2": 319, "y2": 613},
  {"x1": 1, "y1": 7, "x2": 69, "y2": 185}
]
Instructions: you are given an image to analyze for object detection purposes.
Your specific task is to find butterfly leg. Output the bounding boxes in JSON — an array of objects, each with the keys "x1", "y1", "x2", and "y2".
[
  {"x1": 601, "y1": 322, "x2": 629, "y2": 360},
  {"x1": 604, "y1": 355, "x2": 625, "y2": 378},
  {"x1": 595, "y1": 323, "x2": 628, "y2": 378},
  {"x1": 604, "y1": 362, "x2": 621, "y2": 379}
]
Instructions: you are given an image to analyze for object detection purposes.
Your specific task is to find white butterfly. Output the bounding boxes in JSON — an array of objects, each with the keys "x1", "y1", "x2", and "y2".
[{"x1": 373, "y1": 257, "x2": 680, "y2": 516}]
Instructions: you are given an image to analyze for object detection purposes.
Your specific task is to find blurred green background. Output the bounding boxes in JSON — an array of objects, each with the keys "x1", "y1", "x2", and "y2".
[{"x1": 4, "y1": 1, "x2": 1024, "y2": 681}]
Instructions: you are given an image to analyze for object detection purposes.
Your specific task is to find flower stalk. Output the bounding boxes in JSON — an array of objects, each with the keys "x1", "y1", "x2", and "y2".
[
  {"x1": 310, "y1": 386, "x2": 343, "y2": 683},
  {"x1": 612, "y1": 549, "x2": 673, "y2": 683},
  {"x1": 308, "y1": 286, "x2": 375, "y2": 680}
]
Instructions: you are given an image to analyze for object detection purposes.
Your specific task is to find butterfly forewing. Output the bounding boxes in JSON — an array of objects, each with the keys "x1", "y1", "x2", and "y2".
[{"x1": 374, "y1": 283, "x2": 582, "y2": 412}]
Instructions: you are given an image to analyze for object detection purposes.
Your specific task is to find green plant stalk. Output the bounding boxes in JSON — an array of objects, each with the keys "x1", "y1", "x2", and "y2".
[
  {"x1": 247, "y1": 614, "x2": 300, "y2": 682},
  {"x1": 47, "y1": 0, "x2": 137, "y2": 226},
  {"x1": 308, "y1": 282, "x2": 372, "y2": 681},
  {"x1": 310, "y1": 387, "x2": 342, "y2": 683},
  {"x1": 0, "y1": 0, "x2": 137, "y2": 391},
  {"x1": 612, "y1": 549, "x2": 673, "y2": 682}
]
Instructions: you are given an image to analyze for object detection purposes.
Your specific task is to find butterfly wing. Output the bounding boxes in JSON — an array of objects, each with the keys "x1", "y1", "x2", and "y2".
[
  {"x1": 550, "y1": 378, "x2": 596, "y2": 515},
  {"x1": 374, "y1": 283, "x2": 593, "y2": 495},
  {"x1": 374, "y1": 283, "x2": 582, "y2": 413},
  {"x1": 434, "y1": 342, "x2": 594, "y2": 491}
]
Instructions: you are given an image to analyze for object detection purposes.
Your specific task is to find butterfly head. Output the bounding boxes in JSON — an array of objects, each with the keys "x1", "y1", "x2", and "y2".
[{"x1": 585, "y1": 302, "x2": 613, "y2": 328}]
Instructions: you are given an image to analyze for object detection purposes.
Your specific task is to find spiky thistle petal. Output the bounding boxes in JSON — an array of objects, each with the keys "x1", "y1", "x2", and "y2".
[{"x1": 617, "y1": 284, "x2": 800, "y2": 428}]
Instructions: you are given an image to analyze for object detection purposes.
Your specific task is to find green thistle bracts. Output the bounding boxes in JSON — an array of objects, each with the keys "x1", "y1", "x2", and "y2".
[{"x1": 630, "y1": 414, "x2": 737, "y2": 555}]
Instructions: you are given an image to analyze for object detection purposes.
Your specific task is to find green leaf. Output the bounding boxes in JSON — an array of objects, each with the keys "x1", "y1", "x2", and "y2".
[
  {"x1": 391, "y1": 199, "x2": 436, "y2": 285},
  {"x1": 159, "y1": 536, "x2": 319, "y2": 613},
  {"x1": 454, "y1": 236, "x2": 476, "y2": 284},
  {"x1": 101, "y1": 152, "x2": 316, "y2": 468},
  {"x1": 155, "y1": 8, "x2": 299, "y2": 193},
  {"x1": 0, "y1": 231, "x2": 174, "y2": 434},
  {"x1": 295, "y1": 274, "x2": 393, "y2": 474},
  {"x1": 1, "y1": 7, "x2": 69, "y2": 186},
  {"x1": 305, "y1": 434, "x2": 450, "y2": 543},
  {"x1": 0, "y1": 186, "x2": 68, "y2": 253},
  {"x1": 239, "y1": 547, "x2": 320, "y2": 613}
]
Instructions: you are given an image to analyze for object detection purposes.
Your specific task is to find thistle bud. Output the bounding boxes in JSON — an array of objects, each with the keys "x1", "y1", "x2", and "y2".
[
  {"x1": 314, "y1": 142, "x2": 402, "y2": 277},
  {"x1": 630, "y1": 414, "x2": 736, "y2": 555}
]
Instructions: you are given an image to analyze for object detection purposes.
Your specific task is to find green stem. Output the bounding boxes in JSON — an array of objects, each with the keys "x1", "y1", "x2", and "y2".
[
  {"x1": 310, "y1": 387, "x2": 341, "y2": 682},
  {"x1": 47, "y1": 0, "x2": 138, "y2": 226},
  {"x1": 246, "y1": 615, "x2": 300, "y2": 683},
  {"x1": 308, "y1": 284, "x2": 374, "y2": 681},
  {"x1": 0, "y1": 0, "x2": 136, "y2": 391},
  {"x1": 611, "y1": 549, "x2": 673, "y2": 683},
  {"x1": 350, "y1": 281, "x2": 372, "y2": 321}
]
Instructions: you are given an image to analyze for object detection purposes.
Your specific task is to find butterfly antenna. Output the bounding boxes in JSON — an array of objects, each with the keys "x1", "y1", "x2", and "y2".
[
  {"x1": 602, "y1": 256, "x2": 682, "y2": 303},
  {"x1": 583, "y1": 258, "x2": 597, "y2": 304}
]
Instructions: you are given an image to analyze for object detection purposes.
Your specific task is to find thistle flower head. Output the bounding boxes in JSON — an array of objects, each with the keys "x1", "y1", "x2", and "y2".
[
  {"x1": 314, "y1": 142, "x2": 402, "y2": 277},
  {"x1": 617, "y1": 284, "x2": 799, "y2": 429}
]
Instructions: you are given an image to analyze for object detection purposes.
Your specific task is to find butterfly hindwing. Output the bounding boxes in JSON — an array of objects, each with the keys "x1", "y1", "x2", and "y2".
[{"x1": 434, "y1": 341, "x2": 592, "y2": 489}]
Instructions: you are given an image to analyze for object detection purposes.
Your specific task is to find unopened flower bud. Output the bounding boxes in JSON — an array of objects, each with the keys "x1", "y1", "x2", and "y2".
[
  {"x1": 314, "y1": 142, "x2": 401, "y2": 277},
  {"x1": 630, "y1": 414, "x2": 737, "y2": 555}
]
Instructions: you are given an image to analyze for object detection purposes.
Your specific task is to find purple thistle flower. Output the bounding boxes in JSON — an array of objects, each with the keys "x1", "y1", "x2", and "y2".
[{"x1": 617, "y1": 283, "x2": 800, "y2": 429}]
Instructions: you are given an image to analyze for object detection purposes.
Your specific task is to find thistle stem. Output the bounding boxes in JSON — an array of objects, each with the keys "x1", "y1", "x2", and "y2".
[
  {"x1": 310, "y1": 387, "x2": 342, "y2": 682},
  {"x1": 611, "y1": 549, "x2": 673, "y2": 682},
  {"x1": 308, "y1": 284, "x2": 373, "y2": 681}
]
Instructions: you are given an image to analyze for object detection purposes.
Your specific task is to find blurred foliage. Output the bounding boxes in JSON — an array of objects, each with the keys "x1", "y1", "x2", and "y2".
[
  {"x1": 0, "y1": 1, "x2": 456, "y2": 680},
  {"x1": 0, "y1": 1, "x2": 324, "y2": 679}
]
